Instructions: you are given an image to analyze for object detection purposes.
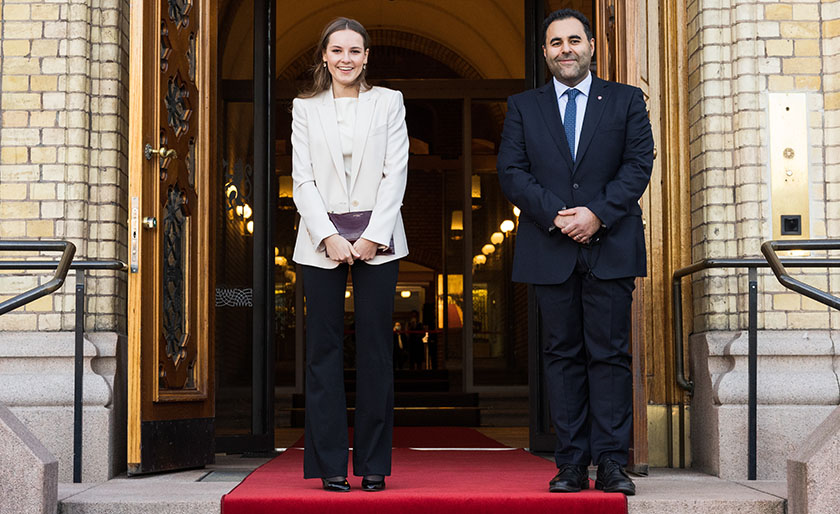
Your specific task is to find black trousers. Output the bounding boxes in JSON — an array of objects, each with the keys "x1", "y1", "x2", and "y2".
[
  {"x1": 301, "y1": 260, "x2": 399, "y2": 478},
  {"x1": 534, "y1": 252, "x2": 635, "y2": 467}
]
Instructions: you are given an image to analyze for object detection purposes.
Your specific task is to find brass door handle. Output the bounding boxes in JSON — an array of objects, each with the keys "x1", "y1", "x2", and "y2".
[{"x1": 144, "y1": 144, "x2": 178, "y2": 161}]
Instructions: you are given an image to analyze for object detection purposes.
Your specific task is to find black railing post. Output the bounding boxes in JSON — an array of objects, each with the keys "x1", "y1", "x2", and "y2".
[
  {"x1": 73, "y1": 270, "x2": 85, "y2": 484},
  {"x1": 0, "y1": 250, "x2": 126, "y2": 483},
  {"x1": 747, "y1": 266, "x2": 758, "y2": 480},
  {"x1": 73, "y1": 272, "x2": 85, "y2": 483}
]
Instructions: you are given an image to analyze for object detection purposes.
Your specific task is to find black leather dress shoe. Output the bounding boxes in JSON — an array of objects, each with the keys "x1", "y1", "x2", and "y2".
[
  {"x1": 549, "y1": 464, "x2": 589, "y2": 492},
  {"x1": 361, "y1": 477, "x2": 386, "y2": 491},
  {"x1": 595, "y1": 459, "x2": 635, "y2": 495},
  {"x1": 321, "y1": 477, "x2": 351, "y2": 492}
]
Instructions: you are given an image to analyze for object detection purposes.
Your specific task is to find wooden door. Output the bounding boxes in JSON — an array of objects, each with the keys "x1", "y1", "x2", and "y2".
[
  {"x1": 127, "y1": 0, "x2": 217, "y2": 475},
  {"x1": 594, "y1": 0, "x2": 664, "y2": 472}
]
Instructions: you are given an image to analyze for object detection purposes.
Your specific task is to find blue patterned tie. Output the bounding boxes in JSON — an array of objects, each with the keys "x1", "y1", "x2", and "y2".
[{"x1": 564, "y1": 88, "x2": 580, "y2": 162}]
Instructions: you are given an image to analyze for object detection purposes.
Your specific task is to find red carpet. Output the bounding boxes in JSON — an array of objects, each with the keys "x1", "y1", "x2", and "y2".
[
  {"x1": 290, "y1": 426, "x2": 508, "y2": 449},
  {"x1": 222, "y1": 428, "x2": 627, "y2": 514}
]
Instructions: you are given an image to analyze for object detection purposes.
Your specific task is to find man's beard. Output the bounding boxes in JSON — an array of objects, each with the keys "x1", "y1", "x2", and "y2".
[{"x1": 547, "y1": 56, "x2": 588, "y2": 83}]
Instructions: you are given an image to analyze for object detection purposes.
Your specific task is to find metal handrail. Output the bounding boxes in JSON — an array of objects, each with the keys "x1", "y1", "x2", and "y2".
[
  {"x1": 672, "y1": 257, "x2": 840, "y2": 395},
  {"x1": 0, "y1": 245, "x2": 126, "y2": 483},
  {"x1": 0, "y1": 241, "x2": 76, "y2": 315},
  {"x1": 761, "y1": 240, "x2": 840, "y2": 310},
  {"x1": 672, "y1": 244, "x2": 840, "y2": 480},
  {"x1": 0, "y1": 260, "x2": 127, "y2": 272}
]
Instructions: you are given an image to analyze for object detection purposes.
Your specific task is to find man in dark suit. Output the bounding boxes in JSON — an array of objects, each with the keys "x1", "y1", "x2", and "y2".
[{"x1": 497, "y1": 9, "x2": 653, "y2": 496}]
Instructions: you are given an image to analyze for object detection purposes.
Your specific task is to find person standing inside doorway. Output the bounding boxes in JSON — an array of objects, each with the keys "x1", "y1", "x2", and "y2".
[
  {"x1": 291, "y1": 17, "x2": 409, "y2": 492},
  {"x1": 497, "y1": 9, "x2": 654, "y2": 495}
]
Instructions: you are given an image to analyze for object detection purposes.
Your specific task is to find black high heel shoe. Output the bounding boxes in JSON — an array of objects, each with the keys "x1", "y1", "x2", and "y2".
[
  {"x1": 361, "y1": 476, "x2": 386, "y2": 491},
  {"x1": 321, "y1": 477, "x2": 351, "y2": 492}
]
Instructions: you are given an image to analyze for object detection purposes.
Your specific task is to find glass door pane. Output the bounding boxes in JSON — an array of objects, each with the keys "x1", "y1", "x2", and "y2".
[
  {"x1": 273, "y1": 100, "x2": 297, "y2": 388},
  {"x1": 471, "y1": 100, "x2": 528, "y2": 386},
  {"x1": 215, "y1": 89, "x2": 255, "y2": 436},
  {"x1": 402, "y1": 98, "x2": 465, "y2": 381}
]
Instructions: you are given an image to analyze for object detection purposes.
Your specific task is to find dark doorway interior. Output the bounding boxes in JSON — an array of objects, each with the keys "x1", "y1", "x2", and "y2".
[{"x1": 214, "y1": 0, "x2": 546, "y2": 453}]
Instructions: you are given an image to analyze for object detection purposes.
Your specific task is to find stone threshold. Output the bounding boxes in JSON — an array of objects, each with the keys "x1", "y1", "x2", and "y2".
[{"x1": 57, "y1": 455, "x2": 785, "y2": 514}]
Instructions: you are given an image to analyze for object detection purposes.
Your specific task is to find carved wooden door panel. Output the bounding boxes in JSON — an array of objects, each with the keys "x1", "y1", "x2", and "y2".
[
  {"x1": 595, "y1": 0, "x2": 654, "y2": 473},
  {"x1": 127, "y1": 0, "x2": 216, "y2": 475}
]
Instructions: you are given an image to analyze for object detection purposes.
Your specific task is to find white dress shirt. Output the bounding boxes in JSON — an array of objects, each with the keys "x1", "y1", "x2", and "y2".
[
  {"x1": 334, "y1": 96, "x2": 357, "y2": 192},
  {"x1": 553, "y1": 72, "x2": 592, "y2": 158}
]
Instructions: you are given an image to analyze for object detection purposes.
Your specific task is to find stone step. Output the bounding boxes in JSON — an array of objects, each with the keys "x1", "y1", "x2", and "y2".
[
  {"x1": 478, "y1": 390, "x2": 529, "y2": 427},
  {"x1": 627, "y1": 471, "x2": 786, "y2": 513},
  {"x1": 58, "y1": 457, "x2": 786, "y2": 514}
]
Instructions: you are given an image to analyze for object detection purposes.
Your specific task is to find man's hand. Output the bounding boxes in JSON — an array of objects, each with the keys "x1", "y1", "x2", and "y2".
[
  {"x1": 553, "y1": 213, "x2": 571, "y2": 231},
  {"x1": 324, "y1": 234, "x2": 360, "y2": 264},
  {"x1": 353, "y1": 238, "x2": 379, "y2": 261},
  {"x1": 557, "y1": 207, "x2": 602, "y2": 244}
]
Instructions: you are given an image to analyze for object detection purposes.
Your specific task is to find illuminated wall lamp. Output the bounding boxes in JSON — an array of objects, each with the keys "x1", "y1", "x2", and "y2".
[
  {"x1": 278, "y1": 176, "x2": 293, "y2": 198},
  {"x1": 481, "y1": 244, "x2": 495, "y2": 255},
  {"x1": 471, "y1": 175, "x2": 482, "y2": 210},
  {"x1": 400, "y1": 290, "x2": 411, "y2": 298},
  {"x1": 500, "y1": 219, "x2": 515, "y2": 233},
  {"x1": 237, "y1": 203, "x2": 253, "y2": 220},
  {"x1": 278, "y1": 176, "x2": 295, "y2": 210},
  {"x1": 471, "y1": 175, "x2": 481, "y2": 198},
  {"x1": 490, "y1": 232, "x2": 504, "y2": 245},
  {"x1": 450, "y1": 210, "x2": 463, "y2": 240}
]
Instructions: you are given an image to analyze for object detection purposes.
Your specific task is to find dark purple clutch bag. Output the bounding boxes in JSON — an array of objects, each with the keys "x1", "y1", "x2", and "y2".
[{"x1": 327, "y1": 210, "x2": 394, "y2": 257}]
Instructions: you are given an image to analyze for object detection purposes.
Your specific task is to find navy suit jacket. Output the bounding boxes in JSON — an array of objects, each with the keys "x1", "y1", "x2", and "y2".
[{"x1": 497, "y1": 77, "x2": 654, "y2": 284}]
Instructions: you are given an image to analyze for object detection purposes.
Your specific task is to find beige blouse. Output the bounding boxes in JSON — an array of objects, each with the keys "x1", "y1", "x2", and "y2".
[{"x1": 334, "y1": 96, "x2": 358, "y2": 192}]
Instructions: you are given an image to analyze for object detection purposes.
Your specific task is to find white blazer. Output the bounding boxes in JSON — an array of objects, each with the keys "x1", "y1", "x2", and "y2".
[{"x1": 291, "y1": 86, "x2": 409, "y2": 269}]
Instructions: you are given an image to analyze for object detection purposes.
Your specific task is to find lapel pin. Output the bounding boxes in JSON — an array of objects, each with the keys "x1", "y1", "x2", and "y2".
[{"x1": 597, "y1": 96, "x2": 603, "y2": 100}]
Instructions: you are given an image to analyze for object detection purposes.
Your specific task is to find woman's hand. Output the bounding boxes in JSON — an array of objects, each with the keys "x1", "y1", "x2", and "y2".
[
  {"x1": 324, "y1": 234, "x2": 360, "y2": 264},
  {"x1": 353, "y1": 238, "x2": 379, "y2": 261}
]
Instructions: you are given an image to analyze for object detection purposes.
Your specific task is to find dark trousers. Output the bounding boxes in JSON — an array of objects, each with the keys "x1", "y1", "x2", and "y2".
[
  {"x1": 301, "y1": 260, "x2": 399, "y2": 478},
  {"x1": 534, "y1": 252, "x2": 635, "y2": 467}
]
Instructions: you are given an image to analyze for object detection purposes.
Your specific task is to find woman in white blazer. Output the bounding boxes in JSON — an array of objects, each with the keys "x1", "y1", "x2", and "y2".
[{"x1": 291, "y1": 17, "x2": 408, "y2": 493}]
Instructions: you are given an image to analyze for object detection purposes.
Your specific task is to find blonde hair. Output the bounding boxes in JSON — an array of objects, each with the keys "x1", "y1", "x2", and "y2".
[{"x1": 299, "y1": 17, "x2": 372, "y2": 98}]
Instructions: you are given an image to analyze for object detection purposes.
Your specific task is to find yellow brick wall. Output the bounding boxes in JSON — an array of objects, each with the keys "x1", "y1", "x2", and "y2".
[
  {"x1": 0, "y1": 0, "x2": 129, "y2": 332},
  {"x1": 1, "y1": 0, "x2": 837, "y2": 334},
  {"x1": 686, "y1": 0, "x2": 838, "y2": 331},
  {"x1": 825, "y1": 1, "x2": 840, "y2": 330}
]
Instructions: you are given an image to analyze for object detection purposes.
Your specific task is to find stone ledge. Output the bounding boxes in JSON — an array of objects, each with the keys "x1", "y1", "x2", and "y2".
[
  {"x1": 714, "y1": 372, "x2": 838, "y2": 405},
  {"x1": 691, "y1": 330, "x2": 840, "y2": 480},
  {"x1": 702, "y1": 330, "x2": 835, "y2": 357},
  {"x1": 0, "y1": 375, "x2": 112, "y2": 406},
  {"x1": 0, "y1": 403, "x2": 58, "y2": 514},
  {"x1": 691, "y1": 330, "x2": 840, "y2": 405},
  {"x1": 0, "y1": 332, "x2": 111, "y2": 406},
  {"x1": 0, "y1": 331, "x2": 98, "y2": 358},
  {"x1": 0, "y1": 331, "x2": 125, "y2": 482},
  {"x1": 787, "y1": 406, "x2": 840, "y2": 514}
]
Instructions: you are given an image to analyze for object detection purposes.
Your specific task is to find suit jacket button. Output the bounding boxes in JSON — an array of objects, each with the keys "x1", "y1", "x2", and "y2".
[
  {"x1": 572, "y1": 183, "x2": 579, "y2": 189},
  {"x1": 352, "y1": 200, "x2": 359, "y2": 206}
]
